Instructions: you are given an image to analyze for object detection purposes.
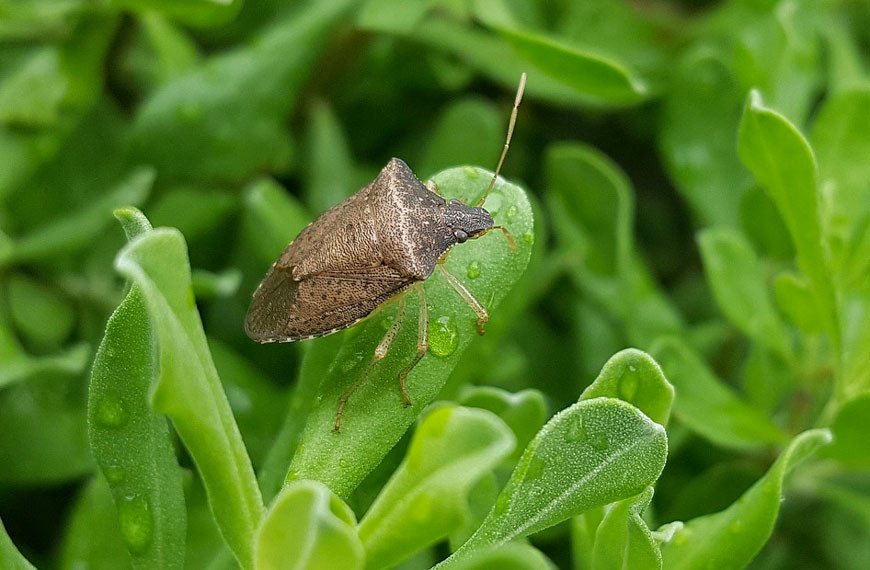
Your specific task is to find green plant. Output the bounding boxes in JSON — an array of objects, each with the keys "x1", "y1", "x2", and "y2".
[{"x1": 1, "y1": 1, "x2": 869, "y2": 569}]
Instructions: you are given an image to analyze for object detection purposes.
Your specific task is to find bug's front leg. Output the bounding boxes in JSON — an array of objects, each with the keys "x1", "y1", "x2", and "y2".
[
  {"x1": 397, "y1": 282, "x2": 429, "y2": 406},
  {"x1": 436, "y1": 264, "x2": 488, "y2": 335}
]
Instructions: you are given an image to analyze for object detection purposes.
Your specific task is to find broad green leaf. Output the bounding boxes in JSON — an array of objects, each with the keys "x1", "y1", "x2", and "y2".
[
  {"x1": 357, "y1": 0, "x2": 430, "y2": 34},
  {"x1": 59, "y1": 477, "x2": 133, "y2": 570},
  {"x1": 254, "y1": 480, "x2": 363, "y2": 570},
  {"x1": 304, "y1": 101, "x2": 358, "y2": 215},
  {"x1": 473, "y1": 0, "x2": 647, "y2": 105},
  {"x1": 288, "y1": 167, "x2": 533, "y2": 498},
  {"x1": 115, "y1": 227, "x2": 263, "y2": 568},
  {"x1": 240, "y1": 178, "x2": 311, "y2": 267},
  {"x1": 0, "y1": 342, "x2": 90, "y2": 389},
  {"x1": 438, "y1": 398, "x2": 668, "y2": 568},
  {"x1": 772, "y1": 271, "x2": 822, "y2": 334},
  {"x1": 649, "y1": 336, "x2": 786, "y2": 449},
  {"x1": 0, "y1": 515, "x2": 35, "y2": 570},
  {"x1": 546, "y1": 142, "x2": 682, "y2": 346},
  {"x1": 579, "y1": 348, "x2": 674, "y2": 426},
  {"x1": 446, "y1": 543, "x2": 554, "y2": 570},
  {"x1": 737, "y1": 89, "x2": 838, "y2": 347},
  {"x1": 110, "y1": 0, "x2": 242, "y2": 28},
  {"x1": 591, "y1": 487, "x2": 660, "y2": 570},
  {"x1": 138, "y1": 13, "x2": 199, "y2": 85},
  {"x1": 147, "y1": 187, "x2": 237, "y2": 243},
  {"x1": 0, "y1": 47, "x2": 65, "y2": 127},
  {"x1": 741, "y1": 345, "x2": 792, "y2": 414},
  {"x1": 811, "y1": 88, "x2": 870, "y2": 272},
  {"x1": 0, "y1": 374, "x2": 93, "y2": 485},
  {"x1": 129, "y1": 0, "x2": 355, "y2": 184},
  {"x1": 7, "y1": 273, "x2": 75, "y2": 347},
  {"x1": 3, "y1": 167, "x2": 154, "y2": 267},
  {"x1": 659, "y1": 48, "x2": 749, "y2": 227},
  {"x1": 661, "y1": 429, "x2": 832, "y2": 570},
  {"x1": 358, "y1": 405, "x2": 515, "y2": 570},
  {"x1": 826, "y1": 392, "x2": 870, "y2": 467},
  {"x1": 458, "y1": 386, "x2": 547, "y2": 462},
  {"x1": 418, "y1": 98, "x2": 504, "y2": 179},
  {"x1": 739, "y1": 186, "x2": 794, "y2": 261},
  {"x1": 841, "y1": 290, "x2": 870, "y2": 398},
  {"x1": 697, "y1": 228, "x2": 790, "y2": 359},
  {"x1": 192, "y1": 269, "x2": 242, "y2": 299}
]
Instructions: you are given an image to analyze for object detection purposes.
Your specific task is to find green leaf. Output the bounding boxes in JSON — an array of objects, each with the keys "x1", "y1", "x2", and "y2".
[
  {"x1": 773, "y1": 271, "x2": 822, "y2": 334},
  {"x1": 458, "y1": 386, "x2": 548, "y2": 463},
  {"x1": 473, "y1": 0, "x2": 647, "y2": 105},
  {"x1": 649, "y1": 336, "x2": 786, "y2": 449},
  {"x1": 110, "y1": 0, "x2": 242, "y2": 28},
  {"x1": 59, "y1": 477, "x2": 133, "y2": 570},
  {"x1": 579, "y1": 348, "x2": 675, "y2": 426},
  {"x1": 89, "y1": 209, "x2": 186, "y2": 568},
  {"x1": 811, "y1": 87, "x2": 870, "y2": 272},
  {"x1": 240, "y1": 178, "x2": 311, "y2": 267},
  {"x1": 254, "y1": 480, "x2": 363, "y2": 570},
  {"x1": 129, "y1": 0, "x2": 355, "y2": 184},
  {"x1": 0, "y1": 47, "x2": 66, "y2": 127},
  {"x1": 737, "y1": 89, "x2": 838, "y2": 347},
  {"x1": 115, "y1": 227, "x2": 263, "y2": 569},
  {"x1": 0, "y1": 342, "x2": 90, "y2": 389},
  {"x1": 446, "y1": 543, "x2": 554, "y2": 570},
  {"x1": 0, "y1": 515, "x2": 35, "y2": 570},
  {"x1": 357, "y1": 0, "x2": 430, "y2": 34},
  {"x1": 825, "y1": 392, "x2": 870, "y2": 467},
  {"x1": 287, "y1": 166, "x2": 533, "y2": 498},
  {"x1": 697, "y1": 228, "x2": 790, "y2": 359},
  {"x1": 304, "y1": 101, "x2": 358, "y2": 215},
  {"x1": 591, "y1": 487, "x2": 660, "y2": 570},
  {"x1": 660, "y1": 429, "x2": 832, "y2": 570},
  {"x1": 658, "y1": 49, "x2": 748, "y2": 227},
  {"x1": 4, "y1": 167, "x2": 154, "y2": 267},
  {"x1": 439, "y1": 398, "x2": 668, "y2": 568},
  {"x1": 7, "y1": 273, "x2": 75, "y2": 347},
  {"x1": 358, "y1": 405, "x2": 515, "y2": 570}
]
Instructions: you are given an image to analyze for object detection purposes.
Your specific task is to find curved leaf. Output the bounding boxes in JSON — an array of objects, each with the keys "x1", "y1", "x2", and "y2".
[
  {"x1": 287, "y1": 166, "x2": 533, "y2": 498},
  {"x1": 0, "y1": 516, "x2": 35, "y2": 570},
  {"x1": 592, "y1": 487, "x2": 660, "y2": 570},
  {"x1": 358, "y1": 405, "x2": 515, "y2": 570},
  {"x1": 255, "y1": 480, "x2": 363, "y2": 570}
]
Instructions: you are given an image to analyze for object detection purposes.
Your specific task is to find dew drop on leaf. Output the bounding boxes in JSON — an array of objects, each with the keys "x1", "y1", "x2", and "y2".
[
  {"x1": 505, "y1": 205, "x2": 518, "y2": 221},
  {"x1": 104, "y1": 465, "x2": 126, "y2": 484},
  {"x1": 524, "y1": 455, "x2": 546, "y2": 482},
  {"x1": 118, "y1": 494, "x2": 154, "y2": 554},
  {"x1": 467, "y1": 260, "x2": 481, "y2": 279},
  {"x1": 565, "y1": 415, "x2": 587, "y2": 443},
  {"x1": 523, "y1": 230, "x2": 534, "y2": 244},
  {"x1": 429, "y1": 315, "x2": 459, "y2": 357},
  {"x1": 619, "y1": 372, "x2": 640, "y2": 401},
  {"x1": 463, "y1": 166, "x2": 479, "y2": 180},
  {"x1": 591, "y1": 432, "x2": 610, "y2": 451},
  {"x1": 94, "y1": 391, "x2": 128, "y2": 428},
  {"x1": 339, "y1": 458, "x2": 349, "y2": 469}
]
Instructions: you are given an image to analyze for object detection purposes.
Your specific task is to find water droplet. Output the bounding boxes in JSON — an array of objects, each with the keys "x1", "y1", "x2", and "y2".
[
  {"x1": 523, "y1": 231, "x2": 534, "y2": 244},
  {"x1": 286, "y1": 469, "x2": 298, "y2": 481},
  {"x1": 118, "y1": 495, "x2": 153, "y2": 554},
  {"x1": 484, "y1": 193, "x2": 503, "y2": 217},
  {"x1": 524, "y1": 455, "x2": 546, "y2": 482},
  {"x1": 591, "y1": 432, "x2": 610, "y2": 451},
  {"x1": 338, "y1": 458, "x2": 349, "y2": 469},
  {"x1": 628, "y1": 363, "x2": 637, "y2": 372},
  {"x1": 104, "y1": 465, "x2": 126, "y2": 484},
  {"x1": 463, "y1": 166, "x2": 479, "y2": 179},
  {"x1": 619, "y1": 373, "x2": 639, "y2": 401},
  {"x1": 429, "y1": 316, "x2": 459, "y2": 357},
  {"x1": 466, "y1": 261, "x2": 481, "y2": 279},
  {"x1": 505, "y1": 205, "x2": 518, "y2": 221},
  {"x1": 565, "y1": 415, "x2": 587, "y2": 443},
  {"x1": 494, "y1": 492, "x2": 511, "y2": 517},
  {"x1": 94, "y1": 392, "x2": 127, "y2": 428}
]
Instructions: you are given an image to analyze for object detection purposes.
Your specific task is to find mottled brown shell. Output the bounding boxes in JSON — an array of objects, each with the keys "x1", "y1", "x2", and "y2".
[{"x1": 245, "y1": 158, "x2": 463, "y2": 343}]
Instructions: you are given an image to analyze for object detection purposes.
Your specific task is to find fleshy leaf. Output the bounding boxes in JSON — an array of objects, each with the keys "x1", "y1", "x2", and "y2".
[
  {"x1": 458, "y1": 386, "x2": 548, "y2": 462},
  {"x1": 115, "y1": 227, "x2": 262, "y2": 569},
  {"x1": 58, "y1": 477, "x2": 133, "y2": 570},
  {"x1": 579, "y1": 348, "x2": 674, "y2": 426},
  {"x1": 438, "y1": 398, "x2": 668, "y2": 568},
  {"x1": 254, "y1": 480, "x2": 363, "y2": 570},
  {"x1": 649, "y1": 336, "x2": 786, "y2": 449},
  {"x1": 357, "y1": 405, "x2": 515, "y2": 570},
  {"x1": 660, "y1": 429, "x2": 832, "y2": 569},
  {"x1": 592, "y1": 487, "x2": 661, "y2": 570},
  {"x1": 287, "y1": 167, "x2": 533, "y2": 498},
  {"x1": 0, "y1": 516, "x2": 35, "y2": 570}
]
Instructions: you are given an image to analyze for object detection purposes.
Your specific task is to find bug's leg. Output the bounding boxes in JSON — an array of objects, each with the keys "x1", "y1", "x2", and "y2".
[
  {"x1": 397, "y1": 283, "x2": 428, "y2": 406},
  {"x1": 436, "y1": 264, "x2": 488, "y2": 335},
  {"x1": 425, "y1": 180, "x2": 441, "y2": 195},
  {"x1": 334, "y1": 295, "x2": 407, "y2": 433}
]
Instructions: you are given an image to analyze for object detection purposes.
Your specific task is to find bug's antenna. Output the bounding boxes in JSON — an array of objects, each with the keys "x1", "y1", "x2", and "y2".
[{"x1": 476, "y1": 72, "x2": 526, "y2": 208}]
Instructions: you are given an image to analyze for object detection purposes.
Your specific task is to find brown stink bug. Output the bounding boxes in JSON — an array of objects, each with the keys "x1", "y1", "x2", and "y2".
[{"x1": 245, "y1": 73, "x2": 526, "y2": 432}]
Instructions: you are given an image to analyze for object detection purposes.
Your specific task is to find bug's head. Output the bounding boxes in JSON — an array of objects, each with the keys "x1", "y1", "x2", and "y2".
[{"x1": 443, "y1": 199, "x2": 494, "y2": 243}]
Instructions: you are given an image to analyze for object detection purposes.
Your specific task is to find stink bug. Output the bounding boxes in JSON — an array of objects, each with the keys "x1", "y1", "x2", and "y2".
[{"x1": 245, "y1": 73, "x2": 526, "y2": 431}]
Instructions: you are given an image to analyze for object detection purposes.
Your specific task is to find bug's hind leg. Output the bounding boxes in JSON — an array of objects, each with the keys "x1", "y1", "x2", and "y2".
[
  {"x1": 334, "y1": 295, "x2": 407, "y2": 433},
  {"x1": 397, "y1": 283, "x2": 429, "y2": 407},
  {"x1": 436, "y1": 264, "x2": 488, "y2": 335}
]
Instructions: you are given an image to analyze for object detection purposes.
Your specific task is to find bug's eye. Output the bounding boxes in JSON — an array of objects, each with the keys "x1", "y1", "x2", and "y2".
[{"x1": 454, "y1": 229, "x2": 468, "y2": 243}]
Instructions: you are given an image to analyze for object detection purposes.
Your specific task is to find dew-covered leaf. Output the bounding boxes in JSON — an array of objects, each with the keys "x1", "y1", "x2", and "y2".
[
  {"x1": 358, "y1": 405, "x2": 515, "y2": 570},
  {"x1": 287, "y1": 167, "x2": 533, "y2": 498},
  {"x1": 438, "y1": 398, "x2": 667, "y2": 568}
]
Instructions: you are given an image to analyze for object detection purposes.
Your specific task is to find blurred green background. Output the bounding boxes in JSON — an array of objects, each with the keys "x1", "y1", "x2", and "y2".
[{"x1": 2, "y1": 0, "x2": 870, "y2": 568}]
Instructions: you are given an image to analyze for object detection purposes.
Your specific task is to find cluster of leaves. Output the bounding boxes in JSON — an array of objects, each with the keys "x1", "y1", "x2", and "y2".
[{"x1": 1, "y1": 0, "x2": 868, "y2": 569}]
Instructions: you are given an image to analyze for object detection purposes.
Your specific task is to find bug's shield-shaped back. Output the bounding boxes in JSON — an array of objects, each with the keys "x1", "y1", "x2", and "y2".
[{"x1": 245, "y1": 264, "x2": 414, "y2": 342}]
